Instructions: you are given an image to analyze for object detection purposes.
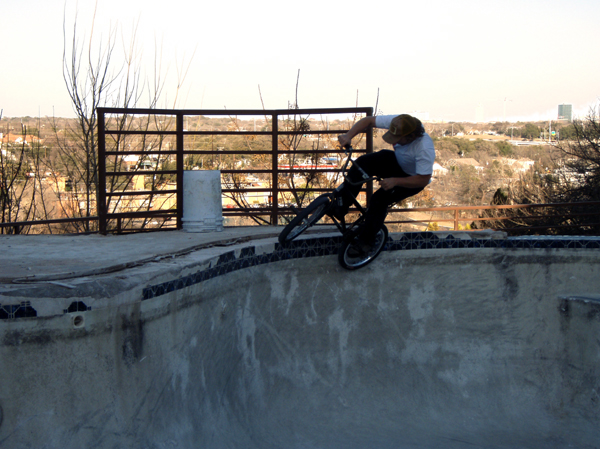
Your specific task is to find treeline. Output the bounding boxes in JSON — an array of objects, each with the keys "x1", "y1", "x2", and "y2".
[
  {"x1": 474, "y1": 109, "x2": 600, "y2": 234},
  {"x1": 423, "y1": 120, "x2": 577, "y2": 141}
]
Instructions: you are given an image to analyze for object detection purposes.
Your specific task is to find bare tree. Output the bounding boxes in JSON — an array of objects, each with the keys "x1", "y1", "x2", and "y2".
[
  {"x1": 556, "y1": 107, "x2": 600, "y2": 203},
  {"x1": 0, "y1": 113, "x2": 54, "y2": 233},
  {"x1": 44, "y1": 3, "x2": 192, "y2": 232},
  {"x1": 1, "y1": 112, "x2": 29, "y2": 232}
]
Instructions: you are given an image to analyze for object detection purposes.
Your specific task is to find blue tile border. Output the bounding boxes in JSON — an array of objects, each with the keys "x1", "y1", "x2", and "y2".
[
  {"x1": 142, "y1": 233, "x2": 600, "y2": 301},
  {"x1": 0, "y1": 301, "x2": 37, "y2": 319}
]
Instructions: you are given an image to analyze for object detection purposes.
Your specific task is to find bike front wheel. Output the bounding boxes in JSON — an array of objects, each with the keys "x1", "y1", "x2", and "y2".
[
  {"x1": 278, "y1": 194, "x2": 332, "y2": 245},
  {"x1": 338, "y1": 225, "x2": 388, "y2": 270}
]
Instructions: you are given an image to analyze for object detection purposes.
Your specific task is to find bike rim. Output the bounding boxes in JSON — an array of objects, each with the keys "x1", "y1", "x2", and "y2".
[
  {"x1": 285, "y1": 202, "x2": 328, "y2": 241},
  {"x1": 344, "y1": 229, "x2": 386, "y2": 267}
]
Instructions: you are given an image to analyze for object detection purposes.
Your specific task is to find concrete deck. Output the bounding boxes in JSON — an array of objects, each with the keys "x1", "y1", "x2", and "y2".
[{"x1": 0, "y1": 227, "x2": 288, "y2": 284}]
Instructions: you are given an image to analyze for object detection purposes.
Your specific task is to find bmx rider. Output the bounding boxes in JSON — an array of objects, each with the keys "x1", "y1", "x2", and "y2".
[{"x1": 335, "y1": 114, "x2": 436, "y2": 256}]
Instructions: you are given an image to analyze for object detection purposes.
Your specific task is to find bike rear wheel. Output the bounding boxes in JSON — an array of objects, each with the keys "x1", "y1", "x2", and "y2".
[
  {"x1": 278, "y1": 194, "x2": 332, "y2": 245},
  {"x1": 338, "y1": 225, "x2": 388, "y2": 270}
]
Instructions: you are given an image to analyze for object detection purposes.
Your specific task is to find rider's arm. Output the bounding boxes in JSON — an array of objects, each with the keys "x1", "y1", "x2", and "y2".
[
  {"x1": 380, "y1": 174, "x2": 431, "y2": 190},
  {"x1": 338, "y1": 116, "x2": 376, "y2": 147}
]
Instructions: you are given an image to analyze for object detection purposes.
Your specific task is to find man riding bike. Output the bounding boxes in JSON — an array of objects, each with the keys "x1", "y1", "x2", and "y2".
[{"x1": 334, "y1": 114, "x2": 436, "y2": 256}]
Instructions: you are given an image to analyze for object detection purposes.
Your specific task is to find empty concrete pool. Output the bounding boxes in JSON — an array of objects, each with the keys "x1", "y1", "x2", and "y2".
[{"x1": 1, "y1": 230, "x2": 599, "y2": 448}]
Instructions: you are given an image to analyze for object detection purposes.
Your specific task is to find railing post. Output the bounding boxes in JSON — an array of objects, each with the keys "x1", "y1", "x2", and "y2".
[
  {"x1": 454, "y1": 209, "x2": 459, "y2": 230},
  {"x1": 271, "y1": 113, "x2": 279, "y2": 226},
  {"x1": 365, "y1": 108, "x2": 374, "y2": 203},
  {"x1": 176, "y1": 113, "x2": 185, "y2": 230},
  {"x1": 97, "y1": 109, "x2": 107, "y2": 235}
]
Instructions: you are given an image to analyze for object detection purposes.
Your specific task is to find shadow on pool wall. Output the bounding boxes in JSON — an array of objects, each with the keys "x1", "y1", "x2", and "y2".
[{"x1": 1, "y1": 232, "x2": 600, "y2": 449}]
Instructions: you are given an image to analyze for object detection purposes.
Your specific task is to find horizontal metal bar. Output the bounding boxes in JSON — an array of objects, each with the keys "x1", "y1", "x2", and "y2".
[
  {"x1": 222, "y1": 188, "x2": 334, "y2": 193},
  {"x1": 103, "y1": 130, "x2": 177, "y2": 136},
  {"x1": 103, "y1": 149, "x2": 365, "y2": 157},
  {"x1": 182, "y1": 129, "x2": 345, "y2": 136},
  {"x1": 105, "y1": 190, "x2": 177, "y2": 197},
  {"x1": 182, "y1": 149, "x2": 365, "y2": 155},
  {"x1": 182, "y1": 150, "x2": 273, "y2": 155},
  {"x1": 106, "y1": 171, "x2": 178, "y2": 176},
  {"x1": 219, "y1": 169, "x2": 274, "y2": 174},
  {"x1": 386, "y1": 201, "x2": 600, "y2": 213},
  {"x1": 105, "y1": 151, "x2": 178, "y2": 156},
  {"x1": 105, "y1": 210, "x2": 178, "y2": 219},
  {"x1": 220, "y1": 170, "x2": 344, "y2": 175},
  {"x1": 98, "y1": 106, "x2": 373, "y2": 116},
  {"x1": 0, "y1": 216, "x2": 98, "y2": 228}
]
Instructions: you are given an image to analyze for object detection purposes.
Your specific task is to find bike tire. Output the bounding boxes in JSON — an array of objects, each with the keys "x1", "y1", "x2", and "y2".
[
  {"x1": 337, "y1": 225, "x2": 388, "y2": 270},
  {"x1": 278, "y1": 194, "x2": 332, "y2": 245}
]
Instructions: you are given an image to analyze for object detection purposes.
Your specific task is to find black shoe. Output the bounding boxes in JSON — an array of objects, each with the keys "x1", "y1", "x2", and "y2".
[{"x1": 347, "y1": 239, "x2": 373, "y2": 258}]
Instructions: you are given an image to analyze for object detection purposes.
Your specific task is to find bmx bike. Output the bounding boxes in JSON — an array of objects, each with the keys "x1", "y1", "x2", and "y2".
[{"x1": 278, "y1": 146, "x2": 389, "y2": 270}]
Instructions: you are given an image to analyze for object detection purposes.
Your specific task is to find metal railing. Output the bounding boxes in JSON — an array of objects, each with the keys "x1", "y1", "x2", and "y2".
[
  {"x1": 96, "y1": 107, "x2": 374, "y2": 233},
  {"x1": 384, "y1": 201, "x2": 600, "y2": 234},
  {"x1": 3, "y1": 200, "x2": 599, "y2": 235}
]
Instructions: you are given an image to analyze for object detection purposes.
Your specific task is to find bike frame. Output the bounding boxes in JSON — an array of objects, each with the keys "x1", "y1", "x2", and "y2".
[
  {"x1": 279, "y1": 145, "x2": 390, "y2": 267},
  {"x1": 327, "y1": 146, "x2": 380, "y2": 238}
]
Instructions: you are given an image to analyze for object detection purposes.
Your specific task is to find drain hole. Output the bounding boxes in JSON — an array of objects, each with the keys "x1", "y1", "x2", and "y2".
[{"x1": 73, "y1": 315, "x2": 85, "y2": 328}]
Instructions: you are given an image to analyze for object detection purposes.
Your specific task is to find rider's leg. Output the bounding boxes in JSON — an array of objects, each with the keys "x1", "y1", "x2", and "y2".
[
  {"x1": 358, "y1": 184, "x2": 425, "y2": 245},
  {"x1": 334, "y1": 151, "x2": 399, "y2": 218}
]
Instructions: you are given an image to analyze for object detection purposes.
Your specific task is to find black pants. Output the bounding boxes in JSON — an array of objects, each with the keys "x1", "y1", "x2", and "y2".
[{"x1": 342, "y1": 150, "x2": 425, "y2": 243}]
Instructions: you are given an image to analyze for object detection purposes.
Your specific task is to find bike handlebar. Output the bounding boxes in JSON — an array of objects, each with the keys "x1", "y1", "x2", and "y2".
[{"x1": 341, "y1": 145, "x2": 382, "y2": 185}]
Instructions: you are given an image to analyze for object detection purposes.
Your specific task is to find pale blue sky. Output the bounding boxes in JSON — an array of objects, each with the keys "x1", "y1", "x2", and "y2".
[{"x1": 1, "y1": 0, "x2": 599, "y2": 122}]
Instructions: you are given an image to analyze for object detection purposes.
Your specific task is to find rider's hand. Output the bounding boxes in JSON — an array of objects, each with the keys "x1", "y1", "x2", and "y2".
[
  {"x1": 380, "y1": 178, "x2": 398, "y2": 191},
  {"x1": 338, "y1": 134, "x2": 351, "y2": 148}
]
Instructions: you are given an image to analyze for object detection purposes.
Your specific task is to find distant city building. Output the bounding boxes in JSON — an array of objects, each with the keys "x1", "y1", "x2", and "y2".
[{"x1": 558, "y1": 104, "x2": 572, "y2": 121}]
